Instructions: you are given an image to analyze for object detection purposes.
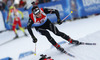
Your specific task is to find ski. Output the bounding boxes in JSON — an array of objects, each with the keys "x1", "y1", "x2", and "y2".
[
  {"x1": 0, "y1": 39, "x2": 14, "y2": 46},
  {"x1": 58, "y1": 48, "x2": 75, "y2": 57},
  {"x1": 68, "y1": 42, "x2": 96, "y2": 45},
  {"x1": 0, "y1": 35, "x2": 27, "y2": 46},
  {"x1": 64, "y1": 51, "x2": 75, "y2": 57},
  {"x1": 79, "y1": 42, "x2": 96, "y2": 45}
]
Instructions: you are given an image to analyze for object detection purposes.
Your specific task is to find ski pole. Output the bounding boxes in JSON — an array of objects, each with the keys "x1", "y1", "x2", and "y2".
[
  {"x1": 8, "y1": 23, "x2": 16, "y2": 26},
  {"x1": 34, "y1": 43, "x2": 36, "y2": 55},
  {"x1": 61, "y1": 11, "x2": 73, "y2": 22}
]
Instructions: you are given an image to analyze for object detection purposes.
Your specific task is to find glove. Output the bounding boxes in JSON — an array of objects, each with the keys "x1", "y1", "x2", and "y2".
[
  {"x1": 57, "y1": 19, "x2": 62, "y2": 25},
  {"x1": 32, "y1": 37, "x2": 37, "y2": 43},
  {"x1": 21, "y1": 17, "x2": 24, "y2": 20}
]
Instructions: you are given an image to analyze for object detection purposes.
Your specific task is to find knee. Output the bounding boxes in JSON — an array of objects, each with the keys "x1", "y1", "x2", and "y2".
[
  {"x1": 55, "y1": 32, "x2": 61, "y2": 36},
  {"x1": 41, "y1": 31, "x2": 49, "y2": 36},
  {"x1": 12, "y1": 26, "x2": 15, "y2": 30}
]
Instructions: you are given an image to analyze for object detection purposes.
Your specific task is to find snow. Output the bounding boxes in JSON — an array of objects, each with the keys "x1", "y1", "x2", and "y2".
[
  {"x1": 0, "y1": 11, "x2": 6, "y2": 31},
  {"x1": 0, "y1": 15, "x2": 100, "y2": 60}
]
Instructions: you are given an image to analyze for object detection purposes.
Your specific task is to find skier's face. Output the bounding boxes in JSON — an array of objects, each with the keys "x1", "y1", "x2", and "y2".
[{"x1": 35, "y1": 12, "x2": 42, "y2": 18}]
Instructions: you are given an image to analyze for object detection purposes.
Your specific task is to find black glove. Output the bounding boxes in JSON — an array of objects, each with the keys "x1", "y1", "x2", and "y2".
[
  {"x1": 57, "y1": 19, "x2": 62, "y2": 25},
  {"x1": 21, "y1": 17, "x2": 24, "y2": 20},
  {"x1": 32, "y1": 37, "x2": 37, "y2": 43}
]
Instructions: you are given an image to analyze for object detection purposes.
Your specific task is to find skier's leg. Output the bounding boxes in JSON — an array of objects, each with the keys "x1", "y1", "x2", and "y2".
[
  {"x1": 18, "y1": 19, "x2": 27, "y2": 36},
  {"x1": 12, "y1": 21, "x2": 18, "y2": 38},
  {"x1": 48, "y1": 23, "x2": 79, "y2": 45},
  {"x1": 12, "y1": 25, "x2": 17, "y2": 33},
  {"x1": 37, "y1": 28, "x2": 57, "y2": 45},
  {"x1": 37, "y1": 28, "x2": 65, "y2": 52}
]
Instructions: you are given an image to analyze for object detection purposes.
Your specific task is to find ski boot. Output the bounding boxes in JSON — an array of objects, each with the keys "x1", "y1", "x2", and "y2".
[
  {"x1": 54, "y1": 43, "x2": 66, "y2": 53},
  {"x1": 24, "y1": 32, "x2": 28, "y2": 36},
  {"x1": 14, "y1": 33, "x2": 19, "y2": 39},
  {"x1": 71, "y1": 39, "x2": 80, "y2": 45},
  {"x1": 56, "y1": 46, "x2": 66, "y2": 53}
]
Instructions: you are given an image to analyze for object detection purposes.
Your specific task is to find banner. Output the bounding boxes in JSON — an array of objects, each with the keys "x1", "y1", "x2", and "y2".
[
  {"x1": 75, "y1": 0, "x2": 86, "y2": 17},
  {"x1": 70, "y1": 0, "x2": 79, "y2": 18},
  {"x1": 82, "y1": 0, "x2": 100, "y2": 15},
  {"x1": 76, "y1": 0, "x2": 100, "y2": 17}
]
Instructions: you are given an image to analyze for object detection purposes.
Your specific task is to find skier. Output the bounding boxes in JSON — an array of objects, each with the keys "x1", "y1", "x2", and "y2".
[
  {"x1": 7, "y1": 5, "x2": 27, "y2": 39},
  {"x1": 27, "y1": 5, "x2": 80, "y2": 53}
]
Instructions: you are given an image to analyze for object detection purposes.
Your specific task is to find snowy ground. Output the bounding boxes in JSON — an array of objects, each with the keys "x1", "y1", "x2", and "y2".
[
  {"x1": 0, "y1": 15, "x2": 100, "y2": 60},
  {"x1": 31, "y1": 31, "x2": 100, "y2": 60}
]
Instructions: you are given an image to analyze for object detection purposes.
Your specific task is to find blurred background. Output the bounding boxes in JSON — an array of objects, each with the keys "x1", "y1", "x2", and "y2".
[
  {"x1": 0, "y1": 0, "x2": 100, "y2": 60},
  {"x1": 0, "y1": 0, "x2": 100, "y2": 31}
]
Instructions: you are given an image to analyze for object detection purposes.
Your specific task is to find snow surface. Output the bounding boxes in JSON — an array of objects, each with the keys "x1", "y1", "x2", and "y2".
[
  {"x1": 0, "y1": 11, "x2": 6, "y2": 31},
  {"x1": 0, "y1": 15, "x2": 100, "y2": 60}
]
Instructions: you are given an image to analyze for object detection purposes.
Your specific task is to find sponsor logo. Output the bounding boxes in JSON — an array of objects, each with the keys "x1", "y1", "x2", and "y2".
[
  {"x1": 44, "y1": 4, "x2": 64, "y2": 12},
  {"x1": 82, "y1": 0, "x2": 100, "y2": 6}
]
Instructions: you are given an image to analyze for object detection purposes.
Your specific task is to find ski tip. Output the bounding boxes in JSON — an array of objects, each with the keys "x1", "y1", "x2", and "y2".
[
  {"x1": 70, "y1": 55, "x2": 75, "y2": 58},
  {"x1": 93, "y1": 43, "x2": 96, "y2": 45},
  {"x1": 72, "y1": 56, "x2": 75, "y2": 58},
  {"x1": 66, "y1": 53, "x2": 75, "y2": 58}
]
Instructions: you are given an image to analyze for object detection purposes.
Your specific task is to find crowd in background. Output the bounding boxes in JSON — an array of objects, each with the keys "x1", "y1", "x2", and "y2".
[
  {"x1": 0, "y1": 0, "x2": 60, "y2": 11},
  {"x1": 0, "y1": 0, "x2": 14, "y2": 11}
]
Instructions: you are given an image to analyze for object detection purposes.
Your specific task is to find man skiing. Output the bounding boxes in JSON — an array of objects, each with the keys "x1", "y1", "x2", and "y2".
[
  {"x1": 27, "y1": 4, "x2": 80, "y2": 53},
  {"x1": 7, "y1": 6, "x2": 27, "y2": 39}
]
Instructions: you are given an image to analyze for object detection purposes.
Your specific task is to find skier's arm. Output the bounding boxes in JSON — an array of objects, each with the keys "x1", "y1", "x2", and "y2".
[
  {"x1": 43, "y1": 8, "x2": 60, "y2": 19},
  {"x1": 18, "y1": 10, "x2": 24, "y2": 18},
  {"x1": 27, "y1": 18, "x2": 35, "y2": 38},
  {"x1": 27, "y1": 18, "x2": 37, "y2": 43},
  {"x1": 43, "y1": 8, "x2": 62, "y2": 24}
]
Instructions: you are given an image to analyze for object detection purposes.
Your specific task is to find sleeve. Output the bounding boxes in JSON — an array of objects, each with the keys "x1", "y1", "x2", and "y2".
[
  {"x1": 18, "y1": 10, "x2": 24, "y2": 18},
  {"x1": 43, "y1": 8, "x2": 60, "y2": 19},
  {"x1": 27, "y1": 17, "x2": 36, "y2": 38}
]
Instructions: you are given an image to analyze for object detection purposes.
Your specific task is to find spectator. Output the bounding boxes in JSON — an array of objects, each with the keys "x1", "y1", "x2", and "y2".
[
  {"x1": 39, "y1": 0, "x2": 50, "y2": 4},
  {"x1": 19, "y1": 0, "x2": 26, "y2": 8},
  {"x1": 22, "y1": 0, "x2": 38, "y2": 10},
  {"x1": 0, "y1": 1, "x2": 5, "y2": 11},
  {"x1": 35, "y1": 0, "x2": 39, "y2": 5},
  {"x1": 2, "y1": 0, "x2": 7, "y2": 5},
  {"x1": 2, "y1": 0, "x2": 8, "y2": 10},
  {"x1": 51, "y1": 0, "x2": 59, "y2": 2},
  {"x1": 31, "y1": 1, "x2": 38, "y2": 7},
  {"x1": 43, "y1": 0, "x2": 51, "y2": 3},
  {"x1": 7, "y1": 0, "x2": 14, "y2": 8}
]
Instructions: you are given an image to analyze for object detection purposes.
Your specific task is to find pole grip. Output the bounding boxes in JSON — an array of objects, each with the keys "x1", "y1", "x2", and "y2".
[{"x1": 61, "y1": 11, "x2": 73, "y2": 22}]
